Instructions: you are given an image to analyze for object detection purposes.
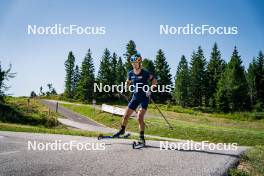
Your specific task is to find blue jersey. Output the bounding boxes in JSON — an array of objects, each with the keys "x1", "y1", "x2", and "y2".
[{"x1": 128, "y1": 69, "x2": 151, "y2": 100}]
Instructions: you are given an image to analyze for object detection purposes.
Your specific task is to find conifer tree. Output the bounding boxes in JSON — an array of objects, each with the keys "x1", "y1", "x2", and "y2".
[
  {"x1": 124, "y1": 40, "x2": 137, "y2": 73},
  {"x1": 116, "y1": 57, "x2": 126, "y2": 84},
  {"x1": 207, "y1": 43, "x2": 226, "y2": 108},
  {"x1": 154, "y1": 49, "x2": 172, "y2": 103},
  {"x1": 142, "y1": 58, "x2": 155, "y2": 75},
  {"x1": 97, "y1": 48, "x2": 113, "y2": 99},
  {"x1": 75, "y1": 49, "x2": 95, "y2": 101},
  {"x1": 216, "y1": 47, "x2": 250, "y2": 112},
  {"x1": 64, "y1": 51, "x2": 75, "y2": 98},
  {"x1": 174, "y1": 55, "x2": 189, "y2": 107},
  {"x1": 189, "y1": 47, "x2": 207, "y2": 107},
  {"x1": 72, "y1": 65, "x2": 80, "y2": 96}
]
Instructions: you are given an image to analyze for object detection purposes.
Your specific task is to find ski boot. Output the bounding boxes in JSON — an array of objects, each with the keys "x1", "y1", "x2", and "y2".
[
  {"x1": 132, "y1": 137, "x2": 146, "y2": 149},
  {"x1": 112, "y1": 128, "x2": 125, "y2": 138}
]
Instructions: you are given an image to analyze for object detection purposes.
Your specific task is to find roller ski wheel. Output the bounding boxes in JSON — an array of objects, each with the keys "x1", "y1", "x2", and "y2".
[{"x1": 132, "y1": 139, "x2": 146, "y2": 149}]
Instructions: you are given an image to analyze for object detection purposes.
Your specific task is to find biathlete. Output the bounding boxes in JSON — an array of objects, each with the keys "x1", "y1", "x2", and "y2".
[{"x1": 113, "y1": 52, "x2": 157, "y2": 145}]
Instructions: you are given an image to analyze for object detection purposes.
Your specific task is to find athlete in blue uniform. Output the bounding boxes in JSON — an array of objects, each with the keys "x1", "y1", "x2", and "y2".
[{"x1": 113, "y1": 52, "x2": 157, "y2": 144}]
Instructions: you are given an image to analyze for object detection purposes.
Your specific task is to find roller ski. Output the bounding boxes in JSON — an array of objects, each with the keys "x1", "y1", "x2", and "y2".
[
  {"x1": 132, "y1": 137, "x2": 146, "y2": 149},
  {"x1": 97, "y1": 133, "x2": 130, "y2": 140},
  {"x1": 98, "y1": 127, "x2": 130, "y2": 140}
]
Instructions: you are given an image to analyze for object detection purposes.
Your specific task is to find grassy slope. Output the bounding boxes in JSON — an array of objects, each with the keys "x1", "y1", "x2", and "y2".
[
  {"x1": 61, "y1": 103, "x2": 264, "y2": 146},
  {"x1": 0, "y1": 97, "x2": 59, "y2": 127},
  {"x1": 0, "y1": 122, "x2": 102, "y2": 137},
  {"x1": 0, "y1": 97, "x2": 107, "y2": 137},
  {"x1": 228, "y1": 145, "x2": 264, "y2": 176}
]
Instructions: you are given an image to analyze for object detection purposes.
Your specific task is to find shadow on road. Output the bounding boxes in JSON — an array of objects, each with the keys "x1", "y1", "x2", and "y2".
[{"x1": 104, "y1": 142, "x2": 241, "y2": 158}]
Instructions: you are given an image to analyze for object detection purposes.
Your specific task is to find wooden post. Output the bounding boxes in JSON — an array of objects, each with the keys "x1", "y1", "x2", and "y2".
[
  {"x1": 27, "y1": 98, "x2": 30, "y2": 112},
  {"x1": 56, "y1": 102, "x2": 58, "y2": 113},
  {"x1": 92, "y1": 99, "x2": 96, "y2": 117}
]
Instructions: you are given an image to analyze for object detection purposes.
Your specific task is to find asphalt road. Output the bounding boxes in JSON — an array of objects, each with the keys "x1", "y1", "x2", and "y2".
[
  {"x1": 0, "y1": 131, "x2": 247, "y2": 176},
  {"x1": 40, "y1": 99, "x2": 103, "y2": 127}
]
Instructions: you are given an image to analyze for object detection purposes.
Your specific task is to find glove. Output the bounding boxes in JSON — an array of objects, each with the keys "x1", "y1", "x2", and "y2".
[{"x1": 146, "y1": 91, "x2": 151, "y2": 97}]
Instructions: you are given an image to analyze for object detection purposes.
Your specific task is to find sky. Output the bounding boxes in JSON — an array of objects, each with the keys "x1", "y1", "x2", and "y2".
[{"x1": 0, "y1": 0, "x2": 263, "y2": 96}]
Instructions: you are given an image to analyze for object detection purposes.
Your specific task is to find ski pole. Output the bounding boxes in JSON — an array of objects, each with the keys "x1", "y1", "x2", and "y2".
[{"x1": 149, "y1": 96, "x2": 173, "y2": 129}]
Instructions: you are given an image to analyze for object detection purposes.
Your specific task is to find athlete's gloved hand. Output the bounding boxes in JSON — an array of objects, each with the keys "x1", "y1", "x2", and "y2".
[{"x1": 146, "y1": 91, "x2": 151, "y2": 97}]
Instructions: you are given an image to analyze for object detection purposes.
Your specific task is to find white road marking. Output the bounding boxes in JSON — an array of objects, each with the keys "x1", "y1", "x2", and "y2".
[{"x1": 0, "y1": 150, "x2": 20, "y2": 155}]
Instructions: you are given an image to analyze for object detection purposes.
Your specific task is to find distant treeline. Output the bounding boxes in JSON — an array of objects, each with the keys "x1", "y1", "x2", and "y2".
[{"x1": 63, "y1": 40, "x2": 264, "y2": 113}]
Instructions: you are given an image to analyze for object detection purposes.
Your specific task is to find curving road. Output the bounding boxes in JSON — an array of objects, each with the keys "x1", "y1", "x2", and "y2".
[
  {"x1": 0, "y1": 99, "x2": 248, "y2": 176},
  {"x1": 0, "y1": 131, "x2": 247, "y2": 176},
  {"x1": 40, "y1": 99, "x2": 103, "y2": 127}
]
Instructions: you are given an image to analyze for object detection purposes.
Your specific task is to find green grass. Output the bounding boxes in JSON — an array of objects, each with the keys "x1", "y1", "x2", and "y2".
[
  {"x1": 61, "y1": 103, "x2": 264, "y2": 146},
  {"x1": 0, "y1": 121, "x2": 154, "y2": 141},
  {"x1": 148, "y1": 103, "x2": 264, "y2": 121},
  {"x1": 0, "y1": 97, "x2": 146, "y2": 140},
  {"x1": 146, "y1": 107, "x2": 264, "y2": 132},
  {"x1": 0, "y1": 97, "x2": 59, "y2": 127},
  {"x1": 0, "y1": 122, "x2": 105, "y2": 137},
  {"x1": 106, "y1": 103, "x2": 264, "y2": 131},
  {"x1": 228, "y1": 145, "x2": 264, "y2": 176},
  {"x1": 0, "y1": 97, "x2": 106, "y2": 138}
]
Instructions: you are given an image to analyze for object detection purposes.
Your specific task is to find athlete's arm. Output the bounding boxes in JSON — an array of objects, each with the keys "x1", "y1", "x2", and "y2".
[
  {"x1": 123, "y1": 79, "x2": 131, "y2": 92},
  {"x1": 124, "y1": 71, "x2": 132, "y2": 92},
  {"x1": 126, "y1": 79, "x2": 131, "y2": 85},
  {"x1": 149, "y1": 74, "x2": 157, "y2": 90}
]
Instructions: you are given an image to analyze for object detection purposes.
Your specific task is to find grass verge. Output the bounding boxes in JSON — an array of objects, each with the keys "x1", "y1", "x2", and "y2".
[
  {"x1": 1, "y1": 97, "x2": 59, "y2": 127},
  {"x1": 61, "y1": 103, "x2": 264, "y2": 146},
  {"x1": 228, "y1": 145, "x2": 264, "y2": 176},
  {"x1": 0, "y1": 97, "x2": 107, "y2": 138},
  {"x1": 0, "y1": 122, "x2": 104, "y2": 137}
]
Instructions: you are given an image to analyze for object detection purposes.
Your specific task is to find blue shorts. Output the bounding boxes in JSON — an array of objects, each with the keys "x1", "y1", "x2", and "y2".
[{"x1": 128, "y1": 98, "x2": 149, "y2": 110}]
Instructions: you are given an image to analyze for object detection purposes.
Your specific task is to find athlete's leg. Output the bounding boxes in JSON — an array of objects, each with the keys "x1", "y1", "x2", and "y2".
[
  {"x1": 137, "y1": 98, "x2": 149, "y2": 143},
  {"x1": 123, "y1": 98, "x2": 139, "y2": 126},
  {"x1": 121, "y1": 107, "x2": 134, "y2": 127},
  {"x1": 113, "y1": 98, "x2": 139, "y2": 137},
  {"x1": 137, "y1": 108, "x2": 146, "y2": 132},
  {"x1": 137, "y1": 108, "x2": 147, "y2": 144}
]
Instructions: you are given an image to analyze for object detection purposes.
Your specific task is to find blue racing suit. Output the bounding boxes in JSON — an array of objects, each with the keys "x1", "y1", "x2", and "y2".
[{"x1": 127, "y1": 69, "x2": 152, "y2": 110}]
